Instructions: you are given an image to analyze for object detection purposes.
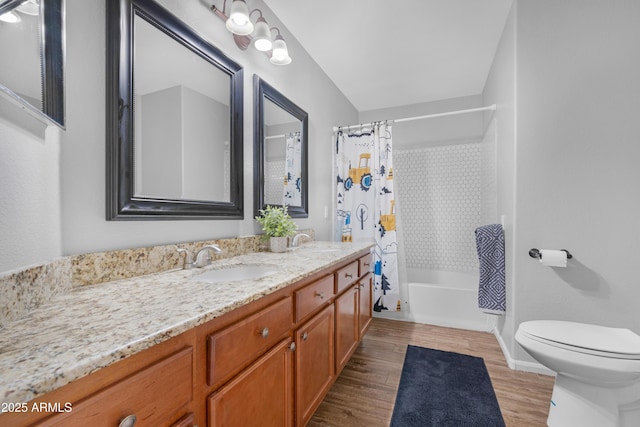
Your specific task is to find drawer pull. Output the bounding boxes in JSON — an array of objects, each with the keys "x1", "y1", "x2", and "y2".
[
  {"x1": 315, "y1": 291, "x2": 325, "y2": 299},
  {"x1": 261, "y1": 327, "x2": 269, "y2": 338},
  {"x1": 290, "y1": 342, "x2": 296, "y2": 352},
  {"x1": 345, "y1": 273, "x2": 353, "y2": 278},
  {"x1": 302, "y1": 331, "x2": 308, "y2": 341},
  {"x1": 363, "y1": 262, "x2": 370, "y2": 267},
  {"x1": 119, "y1": 415, "x2": 137, "y2": 427}
]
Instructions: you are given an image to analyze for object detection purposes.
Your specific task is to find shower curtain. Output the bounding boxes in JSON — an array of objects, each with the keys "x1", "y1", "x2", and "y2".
[
  {"x1": 335, "y1": 123, "x2": 400, "y2": 312},
  {"x1": 283, "y1": 132, "x2": 302, "y2": 206}
]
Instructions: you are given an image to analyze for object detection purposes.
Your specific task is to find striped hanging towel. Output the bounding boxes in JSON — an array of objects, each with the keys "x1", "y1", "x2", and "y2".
[{"x1": 474, "y1": 224, "x2": 506, "y2": 314}]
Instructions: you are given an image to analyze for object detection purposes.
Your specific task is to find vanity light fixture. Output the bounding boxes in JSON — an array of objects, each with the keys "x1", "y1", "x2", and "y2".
[
  {"x1": 16, "y1": 0, "x2": 40, "y2": 16},
  {"x1": 225, "y1": 0, "x2": 252, "y2": 35},
  {"x1": 0, "y1": 0, "x2": 40, "y2": 24},
  {"x1": 211, "y1": 0, "x2": 292, "y2": 65},
  {"x1": 252, "y1": 11, "x2": 272, "y2": 52},
  {"x1": 270, "y1": 28, "x2": 291, "y2": 65},
  {"x1": 0, "y1": 10, "x2": 21, "y2": 23}
]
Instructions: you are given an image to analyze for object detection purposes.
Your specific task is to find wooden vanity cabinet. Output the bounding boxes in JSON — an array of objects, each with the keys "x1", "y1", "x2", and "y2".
[
  {"x1": 3, "y1": 331, "x2": 198, "y2": 427},
  {"x1": 37, "y1": 347, "x2": 194, "y2": 427},
  {"x1": 295, "y1": 274, "x2": 333, "y2": 323},
  {"x1": 335, "y1": 257, "x2": 373, "y2": 375},
  {"x1": 335, "y1": 283, "x2": 359, "y2": 375},
  {"x1": 294, "y1": 304, "x2": 335, "y2": 427},
  {"x1": 2, "y1": 248, "x2": 373, "y2": 427},
  {"x1": 335, "y1": 261, "x2": 359, "y2": 294},
  {"x1": 207, "y1": 338, "x2": 294, "y2": 427},
  {"x1": 358, "y1": 272, "x2": 373, "y2": 338},
  {"x1": 206, "y1": 296, "x2": 293, "y2": 389}
]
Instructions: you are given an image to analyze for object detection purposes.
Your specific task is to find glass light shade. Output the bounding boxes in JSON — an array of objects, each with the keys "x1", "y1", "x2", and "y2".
[
  {"x1": 16, "y1": 0, "x2": 40, "y2": 16},
  {"x1": 225, "y1": 0, "x2": 253, "y2": 35},
  {"x1": 270, "y1": 35, "x2": 291, "y2": 65},
  {"x1": 0, "y1": 11, "x2": 21, "y2": 23},
  {"x1": 253, "y1": 17, "x2": 272, "y2": 52}
]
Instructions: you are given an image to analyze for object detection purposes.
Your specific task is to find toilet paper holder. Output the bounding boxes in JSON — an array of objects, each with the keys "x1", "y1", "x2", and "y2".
[{"x1": 529, "y1": 248, "x2": 572, "y2": 260}]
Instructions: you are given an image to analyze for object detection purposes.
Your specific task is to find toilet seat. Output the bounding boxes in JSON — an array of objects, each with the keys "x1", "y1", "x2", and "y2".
[{"x1": 519, "y1": 320, "x2": 640, "y2": 360}]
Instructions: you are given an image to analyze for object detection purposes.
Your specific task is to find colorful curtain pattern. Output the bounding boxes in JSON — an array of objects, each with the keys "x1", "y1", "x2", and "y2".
[
  {"x1": 283, "y1": 133, "x2": 302, "y2": 206},
  {"x1": 335, "y1": 123, "x2": 400, "y2": 312}
]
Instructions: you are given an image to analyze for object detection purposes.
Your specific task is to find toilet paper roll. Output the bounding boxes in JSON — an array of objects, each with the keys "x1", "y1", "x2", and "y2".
[{"x1": 539, "y1": 249, "x2": 567, "y2": 267}]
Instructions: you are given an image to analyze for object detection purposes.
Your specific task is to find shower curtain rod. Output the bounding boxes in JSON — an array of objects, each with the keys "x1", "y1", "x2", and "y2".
[
  {"x1": 265, "y1": 131, "x2": 301, "y2": 140},
  {"x1": 332, "y1": 104, "x2": 496, "y2": 132}
]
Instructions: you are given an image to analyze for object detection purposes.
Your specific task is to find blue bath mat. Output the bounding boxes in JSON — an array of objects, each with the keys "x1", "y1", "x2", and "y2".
[{"x1": 390, "y1": 345, "x2": 505, "y2": 427}]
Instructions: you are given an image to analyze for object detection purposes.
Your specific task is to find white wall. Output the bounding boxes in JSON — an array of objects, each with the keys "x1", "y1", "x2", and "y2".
[
  {"x1": 485, "y1": 0, "x2": 640, "y2": 365},
  {"x1": 359, "y1": 95, "x2": 484, "y2": 148},
  {"x1": 482, "y1": 2, "x2": 518, "y2": 359},
  {"x1": 0, "y1": 0, "x2": 357, "y2": 273},
  {"x1": 0, "y1": 122, "x2": 63, "y2": 272}
]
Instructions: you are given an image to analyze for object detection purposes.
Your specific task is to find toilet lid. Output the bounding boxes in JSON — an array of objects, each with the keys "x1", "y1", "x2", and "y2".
[{"x1": 520, "y1": 320, "x2": 640, "y2": 359}]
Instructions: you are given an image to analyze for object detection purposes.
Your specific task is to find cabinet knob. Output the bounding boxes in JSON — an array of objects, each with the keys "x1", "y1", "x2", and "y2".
[
  {"x1": 302, "y1": 331, "x2": 308, "y2": 341},
  {"x1": 290, "y1": 342, "x2": 296, "y2": 352},
  {"x1": 119, "y1": 415, "x2": 137, "y2": 427},
  {"x1": 345, "y1": 273, "x2": 353, "y2": 278},
  {"x1": 315, "y1": 291, "x2": 325, "y2": 299},
  {"x1": 261, "y1": 327, "x2": 269, "y2": 338}
]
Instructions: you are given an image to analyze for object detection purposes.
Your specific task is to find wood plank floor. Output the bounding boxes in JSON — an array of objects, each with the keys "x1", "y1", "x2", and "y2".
[{"x1": 309, "y1": 317, "x2": 555, "y2": 427}]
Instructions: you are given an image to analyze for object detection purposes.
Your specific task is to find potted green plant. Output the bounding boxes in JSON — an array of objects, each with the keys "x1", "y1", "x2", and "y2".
[{"x1": 255, "y1": 205, "x2": 297, "y2": 252}]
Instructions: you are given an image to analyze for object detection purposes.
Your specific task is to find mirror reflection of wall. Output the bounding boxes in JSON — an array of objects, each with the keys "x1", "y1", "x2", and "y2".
[
  {"x1": 0, "y1": 1, "x2": 42, "y2": 108},
  {"x1": 0, "y1": 0, "x2": 64, "y2": 127},
  {"x1": 263, "y1": 97, "x2": 302, "y2": 206},
  {"x1": 106, "y1": 0, "x2": 244, "y2": 219},
  {"x1": 253, "y1": 75, "x2": 307, "y2": 218},
  {"x1": 133, "y1": 14, "x2": 231, "y2": 202}
]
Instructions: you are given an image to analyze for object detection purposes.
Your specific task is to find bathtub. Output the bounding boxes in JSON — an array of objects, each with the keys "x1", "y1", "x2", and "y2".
[{"x1": 404, "y1": 268, "x2": 494, "y2": 331}]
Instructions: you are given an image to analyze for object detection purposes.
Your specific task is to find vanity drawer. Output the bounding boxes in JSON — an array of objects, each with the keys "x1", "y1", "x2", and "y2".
[
  {"x1": 38, "y1": 347, "x2": 193, "y2": 427},
  {"x1": 295, "y1": 274, "x2": 334, "y2": 322},
  {"x1": 208, "y1": 296, "x2": 292, "y2": 387},
  {"x1": 335, "y1": 261, "x2": 359, "y2": 294},
  {"x1": 358, "y1": 254, "x2": 373, "y2": 276}
]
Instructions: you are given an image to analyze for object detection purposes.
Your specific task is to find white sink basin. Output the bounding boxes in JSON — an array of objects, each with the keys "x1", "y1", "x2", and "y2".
[{"x1": 191, "y1": 265, "x2": 278, "y2": 284}]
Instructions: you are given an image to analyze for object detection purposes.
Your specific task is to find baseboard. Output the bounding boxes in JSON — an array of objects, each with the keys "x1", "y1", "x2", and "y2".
[
  {"x1": 492, "y1": 327, "x2": 555, "y2": 376},
  {"x1": 372, "y1": 310, "x2": 409, "y2": 321}
]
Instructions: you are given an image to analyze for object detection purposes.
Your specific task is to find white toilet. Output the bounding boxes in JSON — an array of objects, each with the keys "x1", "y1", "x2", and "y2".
[{"x1": 515, "y1": 320, "x2": 640, "y2": 427}]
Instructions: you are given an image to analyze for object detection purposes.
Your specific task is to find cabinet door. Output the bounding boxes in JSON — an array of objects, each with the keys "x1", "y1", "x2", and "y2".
[
  {"x1": 208, "y1": 339, "x2": 293, "y2": 427},
  {"x1": 358, "y1": 272, "x2": 373, "y2": 338},
  {"x1": 335, "y1": 285, "x2": 359, "y2": 375},
  {"x1": 295, "y1": 304, "x2": 334, "y2": 427}
]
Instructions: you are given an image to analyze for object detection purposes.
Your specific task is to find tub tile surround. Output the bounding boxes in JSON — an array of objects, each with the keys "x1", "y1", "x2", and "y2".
[
  {"x1": 0, "y1": 236, "x2": 364, "y2": 405},
  {"x1": 0, "y1": 230, "x2": 314, "y2": 326}
]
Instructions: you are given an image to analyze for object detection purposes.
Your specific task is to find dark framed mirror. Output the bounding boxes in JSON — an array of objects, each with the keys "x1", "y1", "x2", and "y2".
[
  {"x1": 254, "y1": 75, "x2": 308, "y2": 218},
  {"x1": 0, "y1": 0, "x2": 65, "y2": 127},
  {"x1": 106, "y1": 0, "x2": 243, "y2": 220}
]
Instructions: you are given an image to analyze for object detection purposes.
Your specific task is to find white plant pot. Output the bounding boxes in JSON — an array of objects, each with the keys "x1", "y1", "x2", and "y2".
[{"x1": 269, "y1": 236, "x2": 288, "y2": 253}]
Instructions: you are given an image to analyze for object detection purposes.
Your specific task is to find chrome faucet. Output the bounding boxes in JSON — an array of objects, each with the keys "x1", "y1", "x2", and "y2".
[
  {"x1": 291, "y1": 233, "x2": 311, "y2": 247},
  {"x1": 194, "y1": 245, "x2": 223, "y2": 268},
  {"x1": 176, "y1": 244, "x2": 222, "y2": 269},
  {"x1": 176, "y1": 247, "x2": 194, "y2": 270}
]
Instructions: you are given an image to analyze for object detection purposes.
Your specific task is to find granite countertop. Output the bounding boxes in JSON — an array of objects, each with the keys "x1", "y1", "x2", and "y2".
[{"x1": 0, "y1": 241, "x2": 373, "y2": 404}]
